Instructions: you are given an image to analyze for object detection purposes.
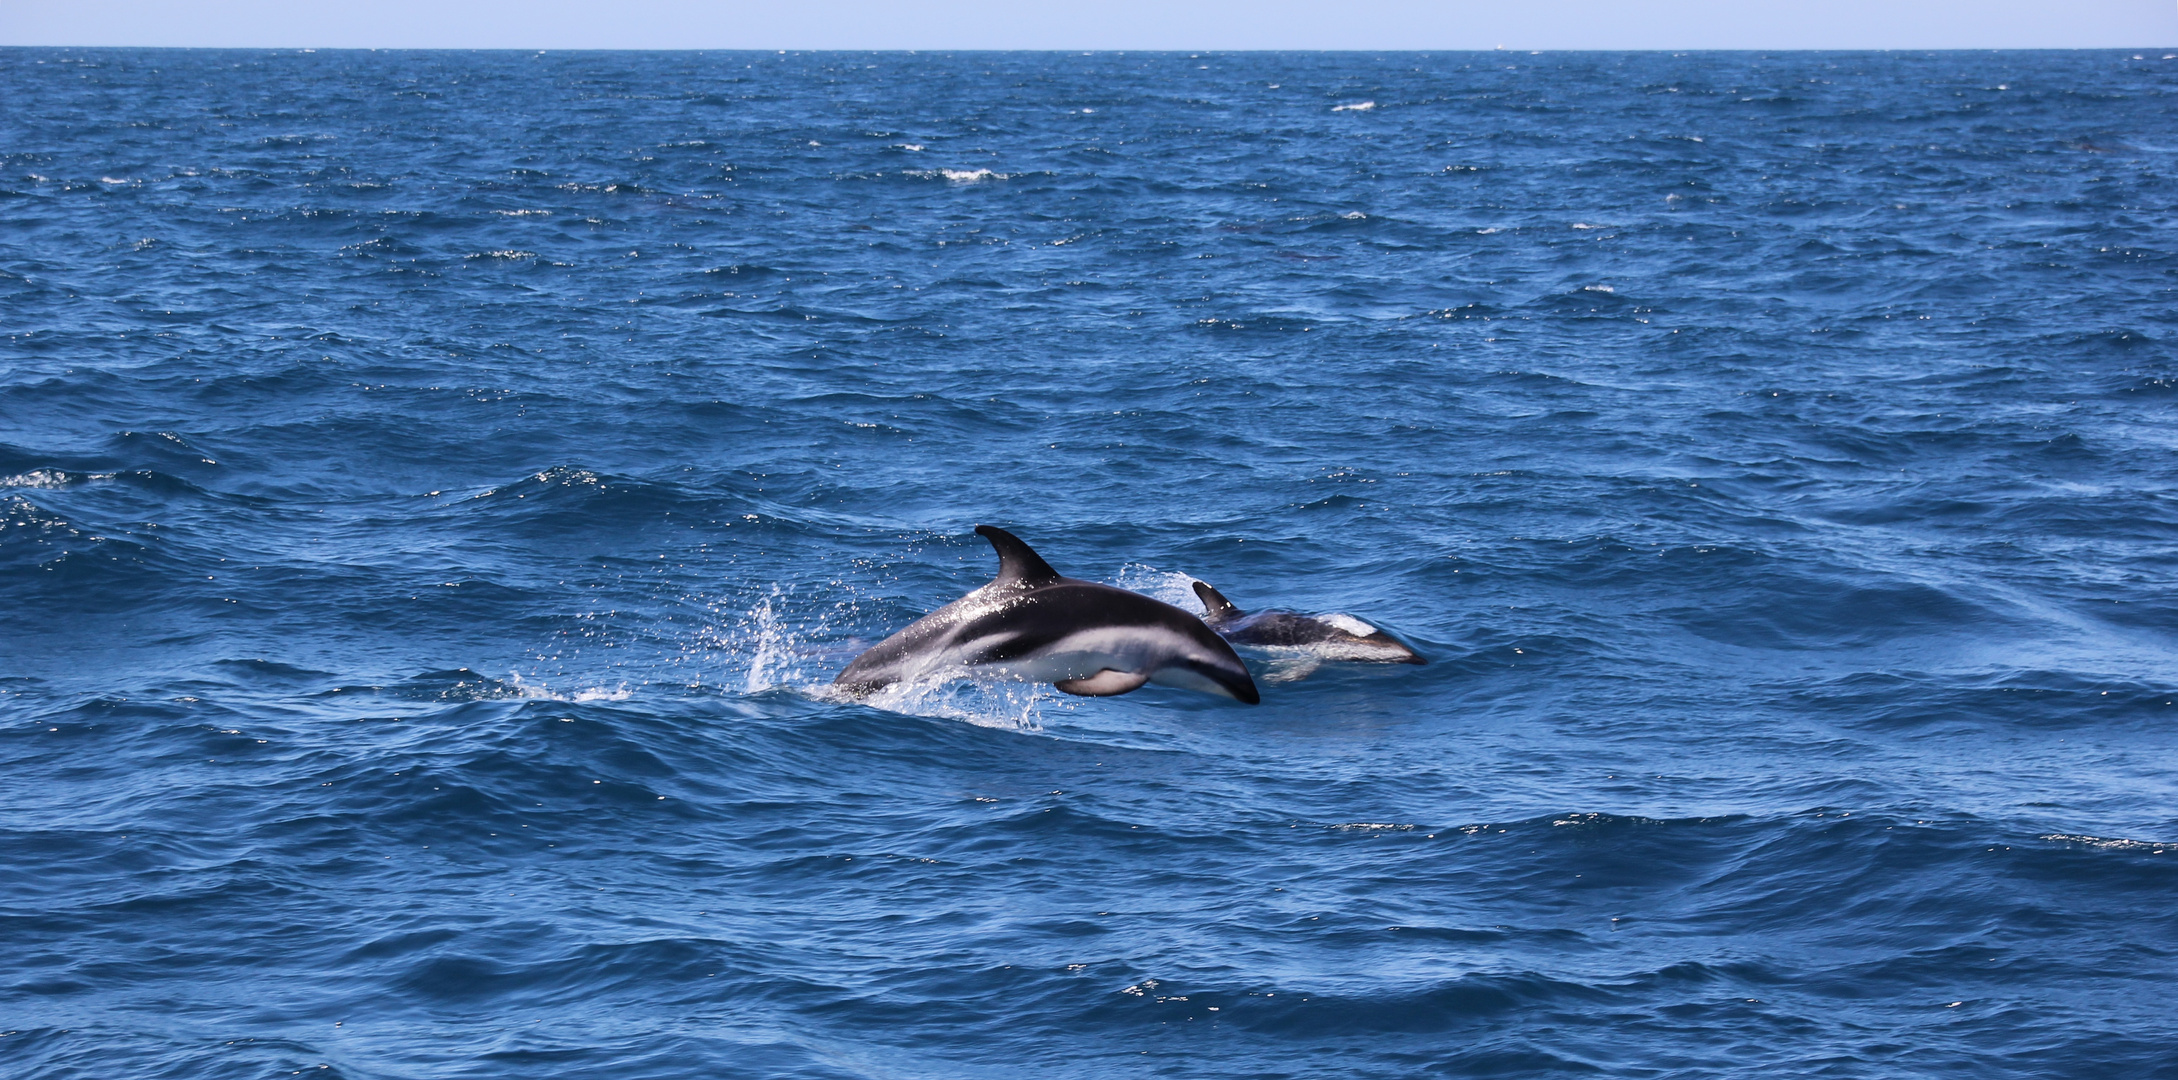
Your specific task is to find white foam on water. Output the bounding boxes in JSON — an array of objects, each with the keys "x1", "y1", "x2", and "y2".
[
  {"x1": 1331, "y1": 101, "x2": 1376, "y2": 112},
  {"x1": 830, "y1": 677, "x2": 1055, "y2": 730},
  {"x1": 0, "y1": 469, "x2": 112, "y2": 490},
  {"x1": 2042, "y1": 833, "x2": 2172, "y2": 853},
  {"x1": 503, "y1": 671, "x2": 634, "y2": 702},
  {"x1": 905, "y1": 168, "x2": 1007, "y2": 182}
]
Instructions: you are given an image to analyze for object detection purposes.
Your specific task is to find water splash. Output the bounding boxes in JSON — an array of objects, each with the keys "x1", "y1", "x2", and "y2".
[
  {"x1": 697, "y1": 586, "x2": 1055, "y2": 729},
  {"x1": 843, "y1": 677, "x2": 1056, "y2": 730},
  {"x1": 701, "y1": 585, "x2": 855, "y2": 695},
  {"x1": 1114, "y1": 563, "x2": 1203, "y2": 610},
  {"x1": 740, "y1": 594, "x2": 793, "y2": 694}
]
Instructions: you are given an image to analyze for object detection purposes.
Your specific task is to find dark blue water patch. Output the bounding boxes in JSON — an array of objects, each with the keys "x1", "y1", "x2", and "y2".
[{"x1": 6, "y1": 46, "x2": 2178, "y2": 1080}]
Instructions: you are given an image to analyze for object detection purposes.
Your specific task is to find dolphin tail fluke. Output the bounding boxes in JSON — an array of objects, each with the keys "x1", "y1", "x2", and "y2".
[
  {"x1": 1191, "y1": 580, "x2": 1242, "y2": 621},
  {"x1": 1055, "y1": 669, "x2": 1151, "y2": 696},
  {"x1": 974, "y1": 525, "x2": 1061, "y2": 585}
]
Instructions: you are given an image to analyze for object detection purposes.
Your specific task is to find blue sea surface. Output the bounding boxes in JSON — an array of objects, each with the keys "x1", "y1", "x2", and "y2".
[{"x1": 4, "y1": 47, "x2": 2178, "y2": 1078}]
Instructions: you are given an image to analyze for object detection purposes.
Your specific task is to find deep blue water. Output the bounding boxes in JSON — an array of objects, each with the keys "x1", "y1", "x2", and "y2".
[{"x1": 5, "y1": 46, "x2": 2178, "y2": 1078}]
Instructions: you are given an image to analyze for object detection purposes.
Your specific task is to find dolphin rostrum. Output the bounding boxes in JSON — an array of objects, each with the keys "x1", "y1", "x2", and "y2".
[
  {"x1": 1192, "y1": 581, "x2": 1426, "y2": 665},
  {"x1": 833, "y1": 526, "x2": 1261, "y2": 703}
]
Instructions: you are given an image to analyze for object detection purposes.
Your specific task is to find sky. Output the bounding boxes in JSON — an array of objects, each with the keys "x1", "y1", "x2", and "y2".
[{"x1": 1, "y1": 0, "x2": 2173, "y2": 50}]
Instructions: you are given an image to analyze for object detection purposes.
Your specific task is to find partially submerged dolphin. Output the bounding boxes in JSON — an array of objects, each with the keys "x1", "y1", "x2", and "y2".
[
  {"x1": 1192, "y1": 581, "x2": 1426, "y2": 665},
  {"x1": 834, "y1": 526, "x2": 1260, "y2": 703}
]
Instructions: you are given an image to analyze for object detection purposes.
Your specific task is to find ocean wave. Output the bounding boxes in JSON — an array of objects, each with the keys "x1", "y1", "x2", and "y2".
[
  {"x1": 5, "y1": 47, "x2": 2177, "y2": 1080},
  {"x1": 2040, "y1": 833, "x2": 2173, "y2": 854},
  {"x1": 904, "y1": 167, "x2": 1008, "y2": 182}
]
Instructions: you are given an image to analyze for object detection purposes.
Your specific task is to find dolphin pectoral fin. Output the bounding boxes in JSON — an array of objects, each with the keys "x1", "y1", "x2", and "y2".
[
  {"x1": 1054, "y1": 669, "x2": 1152, "y2": 697},
  {"x1": 1192, "y1": 580, "x2": 1242, "y2": 621}
]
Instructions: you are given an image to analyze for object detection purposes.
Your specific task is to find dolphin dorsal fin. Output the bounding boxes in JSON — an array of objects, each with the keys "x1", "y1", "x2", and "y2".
[
  {"x1": 1193, "y1": 580, "x2": 1243, "y2": 620},
  {"x1": 975, "y1": 525, "x2": 1060, "y2": 585}
]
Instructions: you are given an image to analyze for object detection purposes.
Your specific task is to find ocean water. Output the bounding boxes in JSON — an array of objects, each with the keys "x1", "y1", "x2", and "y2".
[{"x1": 4, "y1": 46, "x2": 2178, "y2": 1078}]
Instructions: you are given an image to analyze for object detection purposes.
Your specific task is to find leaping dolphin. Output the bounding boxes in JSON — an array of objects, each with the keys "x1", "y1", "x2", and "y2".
[
  {"x1": 1192, "y1": 581, "x2": 1426, "y2": 665},
  {"x1": 833, "y1": 526, "x2": 1261, "y2": 703}
]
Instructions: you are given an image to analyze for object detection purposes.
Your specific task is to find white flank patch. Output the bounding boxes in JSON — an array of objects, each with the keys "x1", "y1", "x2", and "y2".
[{"x1": 1321, "y1": 613, "x2": 1378, "y2": 636}]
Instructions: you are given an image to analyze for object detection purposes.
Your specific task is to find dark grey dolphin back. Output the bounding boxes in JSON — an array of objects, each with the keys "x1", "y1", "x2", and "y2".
[
  {"x1": 975, "y1": 525, "x2": 1060, "y2": 585},
  {"x1": 1192, "y1": 580, "x2": 1243, "y2": 622}
]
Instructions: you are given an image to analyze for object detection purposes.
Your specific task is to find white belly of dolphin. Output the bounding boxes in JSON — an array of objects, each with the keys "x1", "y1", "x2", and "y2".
[
  {"x1": 967, "y1": 626, "x2": 1168, "y2": 685},
  {"x1": 942, "y1": 623, "x2": 1240, "y2": 699}
]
